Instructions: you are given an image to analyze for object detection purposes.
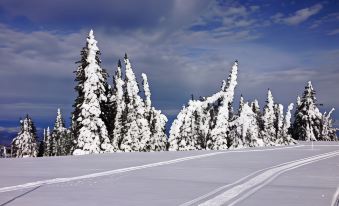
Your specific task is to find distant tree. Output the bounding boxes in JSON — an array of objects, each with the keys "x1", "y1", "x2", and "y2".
[
  {"x1": 51, "y1": 109, "x2": 71, "y2": 156},
  {"x1": 111, "y1": 60, "x2": 126, "y2": 151},
  {"x1": 292, "y1": 81, "x2": 322, "y2": 141},
  {"x1": 278, "y1": 103, "x2": 297, "y2": 145},
  {"x1": 229, "y1": 103, "x2": 263, "y2": 148},
  {"x1": 261, "y1": 89, "x2": 277, "y2": 145},
  {"x1": 321, "y1": 108, "x2": 337, "y2": 141},
  {"x1": 11, "y1": 115, "x2": 38, "y2": 158},
  {"x1": 43, "y1": 127, "x2": 52, "y2": 156},
  {"x1": 274, "y1": 103, "x2": 284, "y2": 143},
  {"x1": 141, "y1": 73, "x2": 168, "y2": 151}
]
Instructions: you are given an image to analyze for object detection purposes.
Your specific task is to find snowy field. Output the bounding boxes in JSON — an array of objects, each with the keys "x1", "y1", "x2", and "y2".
[{"x1": 0, "y1": 141, "x2": 338, "y2": 206}]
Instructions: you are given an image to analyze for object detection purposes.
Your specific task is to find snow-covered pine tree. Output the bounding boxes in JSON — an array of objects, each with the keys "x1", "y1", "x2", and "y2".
[
  {"x1": 141, "y1": 73, "x2": 168, "y2": 151},
  {"x1": 169, "y1": 98, "x2": 202, "y2": 150},
  {"x1": 292, "y1": 81, "x2": 322, "y2": 141},
  {"x1": 72, "y1": 30, "x2": 113, "y2": 155},
  {"x1": 278, "y1": 103, "x2": 297, "y2": 145},
  {"x1": 11, "y1": 115, "x2": 38, "y2": 158},
  {"x1": 111, "y1": 60, "x2": 125, "y2": 151},
  {"x1": 169, "y1": 60, "x2": 238, "y2": 151},
  {"x1": 120, "y1": 54, "x2": 151, "y2": 152},
  {"x1": 43, "y1": 127, "x2": 52, "y2": 156},
  {"x1": 250, "y1": 99, "x2": 263, "y2": 133},
  {"x1": 42, "y1": 128, "x2": 47, "y2": 155},
  {"x1": 208, "y1": 60, "x2": 238, "y2": 150},
  {"x1": 229, "y1": 103, "x2": 263, "y2": 148},
  {"x1": 261, "y1": 89, "x2": 277, "y2": 145},
  {"x1": 274, "y1": 104, "x2": 284, "y2": 144},
  {"x1": 51, "y1": 109, "x2": 71, "y2": 156},
  {"x1": 142, "y1": 73, "x2": 152, "y2": 116},
  {"x1": 321, "y1": 108, "x2": 337, "y2": 141},
  {"x1": 71, "y1": 35, "x2": 88, "y2": 148}
]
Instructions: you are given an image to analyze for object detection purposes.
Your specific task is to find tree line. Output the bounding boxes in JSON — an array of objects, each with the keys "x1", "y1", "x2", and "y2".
[{"x1": 10, "y1": 30, "x2": 337, "y2": 158}]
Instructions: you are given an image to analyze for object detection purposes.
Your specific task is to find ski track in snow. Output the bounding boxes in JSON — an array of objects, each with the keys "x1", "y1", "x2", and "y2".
[
  {"x1": 0, "y1": 145, "x2": 303, "y2": 193},
  {"x1": 189, "y1": 149, "x2": 339, "y2": 206}
]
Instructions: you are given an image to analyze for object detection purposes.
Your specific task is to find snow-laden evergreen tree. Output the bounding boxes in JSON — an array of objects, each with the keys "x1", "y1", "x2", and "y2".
[
  {"x1": 277, "y1": 103, "x2": 297, "y2": 145},
  {"x1": 261, "y1": 89, "x2": 277, "y2": 145},
  {"x1": 251, "y1": 99, "x2": 263, "y2": 132},
  {"x1": 141, "y1": 73, "x2": 168, "y2": 151},
  {"x1": 72, "y1": 30, "x2": 113, "y2": 155},
  {"x1": 71, "y1": 34, "x2": 88, "y2": 148},
  {"x1": 120, "y1": 54, "x2": 151, "y2": 152},
  {"x1": 169, "y1": 105, "x2": 194, "y2": 151},
  {"x1": 43, "y1": 127, "x2": 52, "y2": 156},
  {"x1": 229, "y1": 103, "x2": 263, "y2": 148},
  {"x1": 169, "y1": 61, "x2": 239, "y2": 151},
  {"x1": 51, "y1": 109, "x2": 71, "y2": 156},
  {"x1": 292, "y1": 81, "x2": 322, "y2": 141},
  {"x1": 11, "y1": 115, "x2": 38, "y2": 158},
  {"x1": 208, "y1": 61, "x2": 238, "y2": 150},
  {"x1": 274, "y1": 104, "x2": 284, "y2": 144},
  {"x1": 111, "y1": 60, "x2": 126, "y2": 151},
  {"x1": 321, "y1": 108, "x2": 337, "y2": 141},
  {"x1": 142, "y1": 73, "x2": 152, "y2": 115}
]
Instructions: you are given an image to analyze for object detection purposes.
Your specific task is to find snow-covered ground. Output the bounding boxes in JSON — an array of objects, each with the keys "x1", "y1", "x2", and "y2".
[{"x1": 0, "y1": 142, "x2": 338, "y2": 206}]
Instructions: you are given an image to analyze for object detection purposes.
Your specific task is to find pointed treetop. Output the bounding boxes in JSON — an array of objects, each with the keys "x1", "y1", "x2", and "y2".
[
  {"x1": 267, "y1": 88, "x2": 272, "y2": 96},
  {"x1": 57, "y1": 108, "x2": 61, "y2": 116},
  {"x1": 307, "y1": 81, "x2": 312, "y2": 88},
  {"x1": 306, "y1": 81, "x2": 314, "y2": 91},
  {"x1": 266, "y1": 89, "x2": 274, "y2": 105},
  {"x1": 124, "y1": 53, "x2": 128, "y2": 59},
  {"x1": 234, "y1": 59, "x2": 239, "y2": 65},
  {"x1": 89, "y1": 29, "x2": 94, "y2": 38},
  {"x1": 118, "y1": 59, "x2": 122, "y2": 68}
]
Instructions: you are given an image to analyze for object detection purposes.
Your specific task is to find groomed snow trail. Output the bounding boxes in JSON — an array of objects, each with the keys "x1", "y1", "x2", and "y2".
[
  {"x1": 195, "y1": 149, "x2": 339, "y2": 206},
  {"x1": 0, "y1": 145, "x2": 303, "y2": 193}
]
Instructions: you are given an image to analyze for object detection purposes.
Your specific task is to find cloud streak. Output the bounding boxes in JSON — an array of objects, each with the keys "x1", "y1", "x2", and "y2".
[{"x1": 272, "y1": 4, "x2": 323, "y2": 26}]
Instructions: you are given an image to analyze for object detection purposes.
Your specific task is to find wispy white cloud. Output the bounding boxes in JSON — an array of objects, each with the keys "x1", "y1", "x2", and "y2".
[
  {"x1": 310, "y1": 12, "x2": 339, "y2": 30},
  {"x1": 328, "y1": 28, "x2": 339, "y2": 36},
  {"x1": 0, "y1": 126, "x2": 19, "y2": 133},
  {"x1": 190, "y1": 2, "x2": 264, "y2": 41},
  {"x1": 272, "y1": 4, "x2": 323, "y2": 26}
]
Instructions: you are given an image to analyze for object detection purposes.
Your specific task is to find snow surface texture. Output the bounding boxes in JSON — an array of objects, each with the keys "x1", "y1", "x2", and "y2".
[{"x1": 0, "y1": 142, "x2": 338, "y2": 206}]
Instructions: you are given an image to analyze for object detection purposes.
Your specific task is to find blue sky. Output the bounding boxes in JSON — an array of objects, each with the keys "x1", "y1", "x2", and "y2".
[{"x1": 0, "y1": 0, "x2": 339, "y2": 145}]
